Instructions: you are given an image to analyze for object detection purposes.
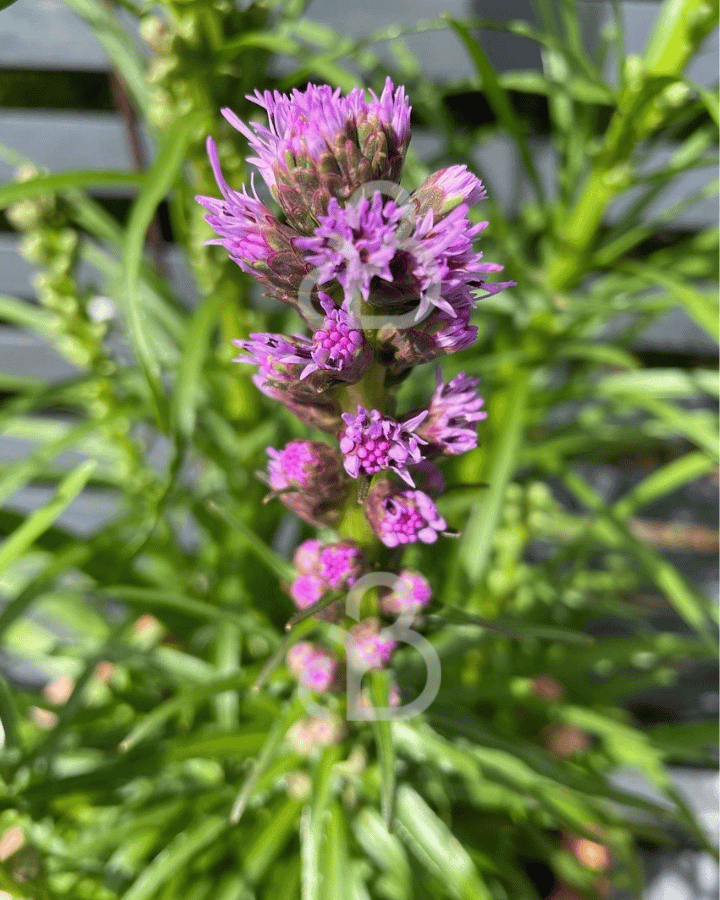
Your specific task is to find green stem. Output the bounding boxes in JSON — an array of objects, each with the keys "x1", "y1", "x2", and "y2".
[{"x1": 545, "y1": 0, "x2": 718, "y2": 291}]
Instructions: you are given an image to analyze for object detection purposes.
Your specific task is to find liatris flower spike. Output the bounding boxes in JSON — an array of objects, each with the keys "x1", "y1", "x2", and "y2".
[{"x1": 200, "y1": 78, "x2": 512, "y2": 708}]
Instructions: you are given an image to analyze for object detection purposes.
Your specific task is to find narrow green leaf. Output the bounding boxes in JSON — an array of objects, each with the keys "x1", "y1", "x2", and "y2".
[
  {"x1": 447, "y1": 18, "x2": 544, "y2": 203},
  {"x1": 119, "y1": 670, "x2": 255, "y2": 752},
  {"x1": 353, "y1": 808, "x2": 411, "y2": 897},
  {"x1": 172, "y1": 294, "x2": 221, "y2": 440},
  {"x1": 121, "y1": 115, "x2": 196, "y2": 429},
  {"x1": 0, "y1": 295, "x2": 59, "y2": 335},
  {"x1": 64, "y1": 0, "x2": 151, "y2": 114},
  {"x1": 321, "y1": 804, "x2": 348, "y2": 900},
  {"x1": 0, "y1": 421, "x2": 98, "y2": 509},
  {"x1": 243, "y1": 795, "x2": 303, "y2": 885},
  {"x1": 396, "y1": 785, "x2": 492, "y2": 900},
  {"x1": 0, "y1": 670, "x2": 21, "y2": 750},
  {"x1": 121, "y1": 817, "x2": 227, "y2": 900},
  {"x1": 619, "y1": 263, "x2": 719, "y2": 339},
  {"x1": 169, "y1": 730, "x2": 267, "y2": 761},
  {"x1": 97, "y1": 585, "x2": 248, "y2": 629},
  {"x1": 561, "y1": 468, "x2": 716, "y2": 640},
  {"x1": 0, "y1": 170, "x2": 144, "y2": 209},
  {"x1": 685, "y1": 76, "x2": 720, "y2": 126},
  {"x1": 205, "y1": 500, "x2": 295, "y2": 582},
  {"x1": 613, "y1": 451, "x2": 716, "y2": 518},
  {"x1": 460, "y1": 371, "x2": 531, "y2": 583},
  {"x1": 426, "y1": 607, "x2": 594, "y2": 645},
  {"x1": 370, "y1": 671, "x2": 396, "y2": 829},
  {"x1": 229, "y1": 698, "x2": 304, "y2": 823},
  {"x1": 0, "y1": 461, "x2": 96, "y2": 574}
]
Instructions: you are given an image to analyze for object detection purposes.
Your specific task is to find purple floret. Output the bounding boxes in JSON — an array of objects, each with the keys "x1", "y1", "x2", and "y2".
[
  {"x1": 196, "y1": 138, "x2": 309, "y2": 304},
  {"x1": 366, "y1": 481, "x2": 447, "y2": 547},
  {"x1": 348, "y1": 619, "x2": 396, "y2": 670},
  {"x1": 339, "y1": 407, "x2": 428, "y2": 486},
  {"x1": 415, "y1": 369, "x2": 488, "y2": 456},
  {"x1": 302, "y1": 296, "x2": 372, "y2": 383},
  {"x1": 382, "y1": 570, "x2": 433, "y2": 615},
  {"x1": 297, "y1": 192, "x2": 502, "y2": 323}
]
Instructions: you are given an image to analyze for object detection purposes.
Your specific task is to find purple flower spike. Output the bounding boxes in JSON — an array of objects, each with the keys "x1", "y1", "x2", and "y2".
[
  {"x1": 339, "y1": 407, "x2": 428, "y2": 486},
  {"x1": 197, "y1": 139, "x2": 310, "y2": 304},
  {"x1": 301, "y1": 295, "x2": 373, "y2": 383},
  {"x1": 287, "y1": 642, "x2": 338, "y2": 691},
  {"x1": 382, "y1": 570, "x2": 432, "y2": 616},
  {"x1": 415, "y1": 369, "x2": 488, "y2": 456},
  {"x1": 365, "y1": 480, "x2": 447, "y2": 547},
  {"x1": 221, "y1": 79, "x2": 411, "y2": 231},
  {"x1": 348, "y1": 619, "x2": 396, "y2": 670}
]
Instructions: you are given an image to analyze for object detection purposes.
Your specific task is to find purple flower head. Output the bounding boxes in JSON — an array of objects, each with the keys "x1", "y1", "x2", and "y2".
[
  {"x1": 381, "y1": 570, "x2": 432, "y2": 616},
  {"x1": 287, "y1": 642, "x2": 338, "y2": 691},
  {"x1": 296, "y1": 192, "x2": 504, "y2": 324},
  {"x1": 365, "y1": 480, "x2": 447, "y2": 547},
  {"x1": 289, "y1": 574, "x2": 326, "y2": 609},
  {"x1": 339, "y1": 406, "x2": 428, "y2": 486},
  {"x1": 234, "y1": 331, "x2": 312, "y2": 387},
  {"x1": 266, "y1": 440, "x2": 347, "y2": 525},
  {"x1": 348, "y1": 618, "x2": 396, "y2": 670},
  {"x1": 318, "y1": 540, "x2": 365, "y2": 589},
  {"x1": 377, "y1": 289, "x2": 479, "y2": 373},
  {"x1": 295, "y1": 194, "x2": 405, "y2": 304},
  {"x1": 414, "y1": 369, "x2": 487, "y2": 456},
  {"x1": 288, "y1": 715, "x2": 344, "y2": 754},
  {"x1": 289, "y1": 540, "x2": 365, "y2": 609},
  {"x1": 234, "y1": 333, "x2": 343, "y2": 431},
  {"x1": 293, "y1": 539, "x2": 323, "y2": 574},
  {"x1": 301, "y1": 295, "x2": 373, "y2": 383},
  {"x1": 222, "y1": 79, "x2": 411, "y2": 231},
  {"x1": 197, "y1": 139, "x2": 310, "y2": 304},
  {"x1": 411, "y1": 165, "x2": 487, "y2": 219}
]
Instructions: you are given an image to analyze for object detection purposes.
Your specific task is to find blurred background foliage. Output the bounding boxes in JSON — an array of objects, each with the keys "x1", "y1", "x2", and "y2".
[{"x1": 0, "y1": 0, "x2": 717, "y2": 897}]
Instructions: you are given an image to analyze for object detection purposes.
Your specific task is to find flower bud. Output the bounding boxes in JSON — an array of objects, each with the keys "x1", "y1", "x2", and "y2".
[
  {"x1": 381, "y1": 570, "x2": 432, "y2": 616},
  {"x1": 414, "y1": 369, "x2": 487, "y2": 456},
  {"x1": 286, "y1": 642, "x2": 338, "y2": 691},
  {"x1": 267, "y1": 440, "x2": 347, "y2": 525},
  {"x1": 411, "y1": 165, "x2": 486, "y2": 218},
  {"x1": 365, "y1": 480, "x2": 447, "y2": 547},
  {"x1": 348, "y1": 618, "x2": 396, "y2": 670}
]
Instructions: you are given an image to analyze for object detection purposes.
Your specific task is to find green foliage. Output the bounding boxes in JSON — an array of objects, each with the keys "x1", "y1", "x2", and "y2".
[{"x1": 0, "y1": 0, "x2": 717, "y2": 898}]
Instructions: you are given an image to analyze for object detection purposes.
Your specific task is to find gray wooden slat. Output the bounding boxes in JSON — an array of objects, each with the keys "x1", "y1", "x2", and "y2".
[
  {"x1": 0, "y1": 0, "x2": 123, "y2": 70},
  {"x1": 0, "y1": 234, "x2": 197, "y2": 303},
  {"x1": 0, "y1": 326, "x2": 79, "y2": 380},
  {"x1": 0, "y1": 111, "x2": 148, "y2": 183}
]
